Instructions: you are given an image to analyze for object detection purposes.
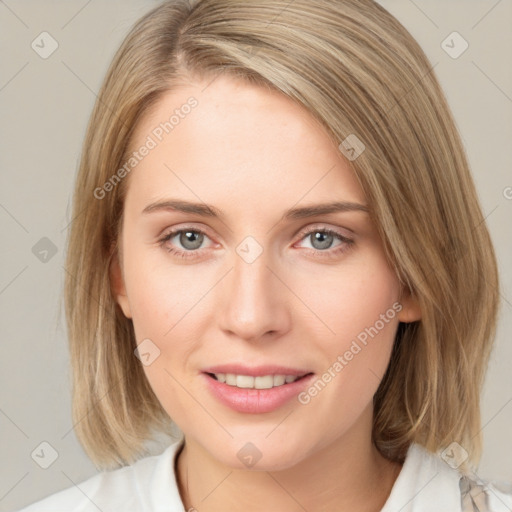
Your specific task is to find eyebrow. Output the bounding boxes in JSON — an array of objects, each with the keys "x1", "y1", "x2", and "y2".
[{"x1": 142, "y1": 199, "x2": 369, "y2": 220}]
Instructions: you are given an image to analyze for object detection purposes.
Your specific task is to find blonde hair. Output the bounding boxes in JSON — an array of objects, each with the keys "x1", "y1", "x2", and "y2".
[{"x1": 64, "y1": 0, "x2": 500, "y2": 471}]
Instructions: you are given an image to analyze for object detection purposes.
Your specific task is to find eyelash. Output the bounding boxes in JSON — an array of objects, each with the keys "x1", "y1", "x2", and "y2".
[{"x1": 158, "y1": 226, "x2": 354, "y2": 261}]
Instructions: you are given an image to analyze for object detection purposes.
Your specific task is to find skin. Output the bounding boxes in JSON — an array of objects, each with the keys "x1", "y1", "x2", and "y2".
[{"x1": 111, "y1": 72, "x2": 421, "y2": 512}]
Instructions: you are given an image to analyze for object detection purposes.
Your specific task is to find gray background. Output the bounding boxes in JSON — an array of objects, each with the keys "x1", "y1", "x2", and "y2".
[{"x1": 1, "y1": 1, "x2": 511, "y2": 510}]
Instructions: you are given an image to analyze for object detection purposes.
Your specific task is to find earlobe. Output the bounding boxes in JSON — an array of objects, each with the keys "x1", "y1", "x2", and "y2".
[
  {"x1": 397, "y1": 288, "x2": 422, "y2": 323},
  {"x1": 109, "y1": 252, "x2": 132, "y2": 319}
]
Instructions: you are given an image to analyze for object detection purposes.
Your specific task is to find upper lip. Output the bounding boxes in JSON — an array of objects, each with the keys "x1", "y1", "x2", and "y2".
[{"x1": 202, "y1": 364, "x2": 313, "y2": 377}]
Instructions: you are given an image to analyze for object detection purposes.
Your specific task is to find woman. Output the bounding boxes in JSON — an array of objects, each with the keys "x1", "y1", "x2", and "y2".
[{"x1": 18, "y1": 0, "x2": 512, "y2": 510}]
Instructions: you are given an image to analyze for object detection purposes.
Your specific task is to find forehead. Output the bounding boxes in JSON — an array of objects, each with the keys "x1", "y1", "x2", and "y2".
[{"x1": 124, "y1": 73, "x2": 366, "y2": 217}]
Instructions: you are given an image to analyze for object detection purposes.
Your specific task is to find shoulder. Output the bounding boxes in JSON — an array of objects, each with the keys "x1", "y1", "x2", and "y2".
[
  {"x1": 460, "y1": 474, "x2": 512, "y2": 512},
  {"x1": 382, "y1": 443, "x2": 512, "y2": 512},
  {"x1": 15, "y1": 438, "x2": 186, "y2": 512},
  {"x1": 16, "y1": 465, "x2": 139, "y2": 512}
]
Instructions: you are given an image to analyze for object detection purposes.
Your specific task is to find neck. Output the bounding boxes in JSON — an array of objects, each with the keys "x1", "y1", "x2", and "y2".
[{"x1": 175, "y1": 406, "x2": 402, "y2": 512}]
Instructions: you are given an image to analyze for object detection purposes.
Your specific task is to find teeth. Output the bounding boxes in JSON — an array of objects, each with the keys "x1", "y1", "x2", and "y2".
[
  {"x1": 273, "y1": 375, "x2": 286, "y2": 386},
  {"x1": 212, "y1": 373, "x2": 303, "y2": 389}
]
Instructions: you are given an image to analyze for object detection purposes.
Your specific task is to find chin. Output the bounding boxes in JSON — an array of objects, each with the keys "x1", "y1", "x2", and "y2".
[{"x1": 209, "y1": 435, "x2": 309, "y2": 472}]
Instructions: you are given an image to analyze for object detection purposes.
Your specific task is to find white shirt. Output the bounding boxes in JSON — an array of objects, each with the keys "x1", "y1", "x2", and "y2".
[{"x1": 17, "y1": 437, "x2": 512, "y2": 512}]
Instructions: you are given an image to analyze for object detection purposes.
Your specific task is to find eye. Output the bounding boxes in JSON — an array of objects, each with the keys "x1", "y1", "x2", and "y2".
[
  {"x1": 158, "y1": 227, "x2": 213, "y2": 260},
  {"x1": 295, "y1": 227, "x2": 354, "y2": 258},
  {"x1": 158, "y1": 225, "x2": 354, "y2": 261}
]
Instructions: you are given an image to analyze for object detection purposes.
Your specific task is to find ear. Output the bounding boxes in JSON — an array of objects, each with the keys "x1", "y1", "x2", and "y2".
[
  {"x1": 109, "y1": 250, "x2": 132, "y2": 319},
  {"x1": 397, "y1": 286, "x2": 421, "y2": 323}
]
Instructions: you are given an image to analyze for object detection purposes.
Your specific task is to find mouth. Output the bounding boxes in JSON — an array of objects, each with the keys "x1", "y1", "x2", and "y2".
[
  {"x1": 202, "y1": 367, "x2": 316, "y2": 414},
  {"x1": 205, "y1": 372, "x2": 313, "y2": 390}
]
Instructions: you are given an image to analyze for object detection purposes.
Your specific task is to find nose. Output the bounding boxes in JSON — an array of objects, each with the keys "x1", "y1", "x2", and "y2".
[{"x1": 217, "y1": 249, "x2": 292, "y2": 342}]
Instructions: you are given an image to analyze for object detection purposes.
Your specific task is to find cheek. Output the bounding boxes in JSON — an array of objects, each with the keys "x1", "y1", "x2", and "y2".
[
  {"x1": 294, "y1": 257, "x2": 400, "y2": 425},
  {"x1": 295, "y1": 255, "x2": 400, "y2": 347},
  {"x1": 121, "y1": 246, "x2": 213, "y2": 407},
  {"x1": 123, "y1": 248, "x2": 213, "y2": 342},
  {"x1": 124, "y1": 257, "x2": 207, "y2": 420}
]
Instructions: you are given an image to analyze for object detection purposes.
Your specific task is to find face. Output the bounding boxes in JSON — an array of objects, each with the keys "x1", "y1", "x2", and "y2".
[{"x1": 111, "y1": 73, "x2": 420, "y2": 471}]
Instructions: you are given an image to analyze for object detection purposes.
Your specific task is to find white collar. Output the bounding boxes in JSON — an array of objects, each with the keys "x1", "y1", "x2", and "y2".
[
  {"x1": 149, "y1": 439, "x2": 462, "y2": 511},
  {"x1": 381, "y1": 443, "x2": 462, "y2": 511}
]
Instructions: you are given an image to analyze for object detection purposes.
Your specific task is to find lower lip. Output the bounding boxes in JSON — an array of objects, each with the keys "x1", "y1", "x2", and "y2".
[{"x1": 203, "y1": 373, "x2": 315, "y2": 414}]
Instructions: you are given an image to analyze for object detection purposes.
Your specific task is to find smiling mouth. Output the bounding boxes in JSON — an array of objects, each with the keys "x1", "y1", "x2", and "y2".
[{"x1": 205, "y1": 372, "x2": 313, "y2": 390}]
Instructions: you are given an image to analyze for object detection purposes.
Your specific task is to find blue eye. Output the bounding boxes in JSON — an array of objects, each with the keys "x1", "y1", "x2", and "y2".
[
  {"x1": 296, "y1": 228, "x2": 354, "y2": 258},
  {"x1": 158, "y1": 226, "x2": 354, "y2": 260},
  {"x1": 304, "y1": 230, "x2": 340, "y2": 250},
  {"x1": 171, "y1": 230, "x2": 205, "y2": 250},
  {"x1": 158, "y1": 228, "x2": 211, "y2": 259}
]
